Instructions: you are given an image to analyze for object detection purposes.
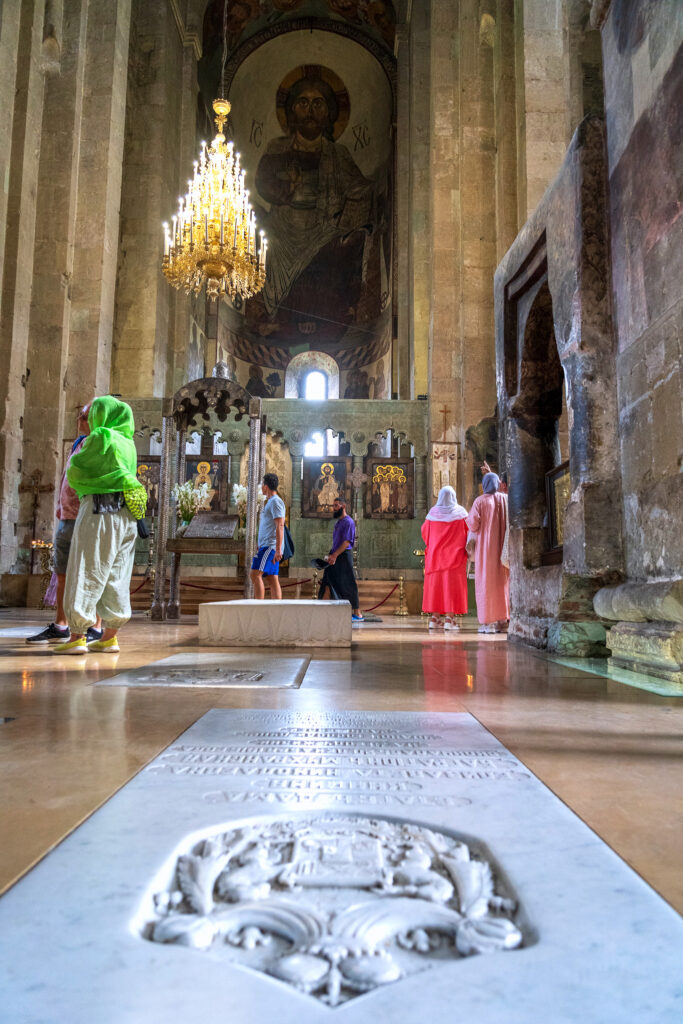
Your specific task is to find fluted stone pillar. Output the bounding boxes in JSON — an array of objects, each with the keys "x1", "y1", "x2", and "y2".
[
  {"x1": 228, "y1": 450, "x2": 241, "y2": 506},
  {"x1": 151, "y1": 410, "x2": 173, "y2": 619},
  {"x1": 415, "y1": 455, "x2": 428, "y2": 515},
  {"x1": 290, "y1": 453, "x2": 303, "y2": 516},
  {"x1": 166, "y1": 426, "x2": 185, "y2": 619},
  {"x1": 259, "y1": 417, "x2": 267, "y2": 483},
  {"x1": 244, "y1": 401, "x2": 261, "y2": 597}
]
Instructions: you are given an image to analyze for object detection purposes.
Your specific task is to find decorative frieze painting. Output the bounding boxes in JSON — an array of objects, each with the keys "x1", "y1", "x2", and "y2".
[
  {"x1": 364, "y1": 457, "x2": 414, "y2": 519},
  {"x1": 302, "y1": 456, "x2": 351, "y2": 517}
]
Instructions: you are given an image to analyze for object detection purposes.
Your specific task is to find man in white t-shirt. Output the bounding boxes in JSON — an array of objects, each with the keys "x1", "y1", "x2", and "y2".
[{"x1": 250, "y1": 472, "x2": 285, "y2": 599}]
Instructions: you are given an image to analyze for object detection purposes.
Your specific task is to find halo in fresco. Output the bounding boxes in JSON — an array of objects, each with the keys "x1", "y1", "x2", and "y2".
[{"x1": 275, "y1": 64, "x2": 350, "y2": 141}]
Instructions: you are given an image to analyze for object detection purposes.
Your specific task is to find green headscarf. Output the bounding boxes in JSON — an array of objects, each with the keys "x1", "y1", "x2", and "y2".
[{"x1": 67, "y1": 396, "x2": 140, "y2": 498}]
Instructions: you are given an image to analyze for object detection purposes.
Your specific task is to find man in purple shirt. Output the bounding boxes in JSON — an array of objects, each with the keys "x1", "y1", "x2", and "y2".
[{"x1": 319, "y1": 497, "x2": 363, "y2": 621}]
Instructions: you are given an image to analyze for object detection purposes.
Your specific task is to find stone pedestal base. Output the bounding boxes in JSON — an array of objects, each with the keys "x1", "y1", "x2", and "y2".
[
  {"x1": 199, "y1": 599, "x2": 352, "y2": 647},
  {"x1": 547, "y1": 620, "x2": 608, "y2": 657},
  {"x1": 606, "y1": 621, "x2": 683, "y2": 683}
]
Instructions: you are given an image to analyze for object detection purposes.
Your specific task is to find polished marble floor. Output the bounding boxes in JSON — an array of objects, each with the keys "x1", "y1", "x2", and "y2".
[{"x1": 1, "y1": 607, "x2": 682, "y2": 915}]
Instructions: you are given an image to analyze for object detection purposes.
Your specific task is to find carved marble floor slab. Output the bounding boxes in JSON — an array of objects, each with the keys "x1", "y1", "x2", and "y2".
[
  {"x1": 94, "y1": 653, "x2": 310, "y2": 689},
  {"x1": 0, "y1": 626, "x2": 44, "y2": 638},
  {"x1": 0, "y1": 710, "x2": 681, "y2": 1023}
]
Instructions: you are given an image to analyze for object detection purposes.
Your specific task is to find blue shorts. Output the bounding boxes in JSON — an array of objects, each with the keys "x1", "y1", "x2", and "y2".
[{"x1": 251, "y1": 546, "x2": 279, "y2": 576}]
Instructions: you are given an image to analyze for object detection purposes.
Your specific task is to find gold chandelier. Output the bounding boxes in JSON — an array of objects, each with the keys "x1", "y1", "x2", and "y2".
[{"x1": 162, "y1": 98, "x2": 267, "y2": 301}]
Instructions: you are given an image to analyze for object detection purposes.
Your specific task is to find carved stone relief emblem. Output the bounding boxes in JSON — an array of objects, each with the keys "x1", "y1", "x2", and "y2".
[{"x1": 140, "y1": 815, "x2": 523, "y2": 1006}]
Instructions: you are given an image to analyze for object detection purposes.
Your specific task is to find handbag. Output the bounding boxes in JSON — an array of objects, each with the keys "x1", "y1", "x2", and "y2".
[{"x1": 282, "y1": 524, "x2": 295, "y2": 560}]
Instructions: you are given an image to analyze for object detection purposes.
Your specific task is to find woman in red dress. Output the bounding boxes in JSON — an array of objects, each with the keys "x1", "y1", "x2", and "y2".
[{"x1": 421, "y1": 486, "x2": 469, "y2": 631}]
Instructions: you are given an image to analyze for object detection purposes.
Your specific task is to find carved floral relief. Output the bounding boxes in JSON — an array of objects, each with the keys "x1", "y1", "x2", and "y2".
[{"x1": 140, "y1": 815, "x2": 524, "y2": 1006}]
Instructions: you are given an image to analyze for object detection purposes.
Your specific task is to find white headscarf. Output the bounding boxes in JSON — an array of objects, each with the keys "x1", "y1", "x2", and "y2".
[{"x1": 426, "y1": 485, "x2": 468, "y2": 522}]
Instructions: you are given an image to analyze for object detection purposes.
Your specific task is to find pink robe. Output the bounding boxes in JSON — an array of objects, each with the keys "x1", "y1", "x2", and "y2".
[
  {"x1": 421, "y1": 518, "x2": 468, "y2": 615},
  {"x1": 466, "y1": 493, "x2": 509, "y2": 624}
]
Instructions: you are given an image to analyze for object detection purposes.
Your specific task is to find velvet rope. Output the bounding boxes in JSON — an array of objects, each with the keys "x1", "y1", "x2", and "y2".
[{"x1": 361, "y1": 583, "x2": 398, "y2": 613}]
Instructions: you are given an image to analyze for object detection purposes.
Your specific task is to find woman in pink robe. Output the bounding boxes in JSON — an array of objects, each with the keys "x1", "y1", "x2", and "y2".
[
  {"x1": 466, "y1": 473, "x2": 509, "y2": 633},
  {"x1": 421, "y1": 486, "x2": 469, "y2": 631}
]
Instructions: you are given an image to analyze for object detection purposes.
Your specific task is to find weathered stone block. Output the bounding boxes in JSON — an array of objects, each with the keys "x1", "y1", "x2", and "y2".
[
  {"x1": 547, "y1": 619, "x2": 608, "y2": 656},
  {"x1": 594, "y1": 578, "x2": 683, "y2": 623},
  {"x1": 606, "y1": 621, "x2": 683, "y2": 683}
]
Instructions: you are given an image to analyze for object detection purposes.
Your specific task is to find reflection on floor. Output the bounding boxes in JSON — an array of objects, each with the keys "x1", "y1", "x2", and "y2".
[
  {"x1": 540, "y1": 652, "x2": 683, "y2": 698},
  {"x1": 0, "y1": 607, "x2": 682, "y2": 916}
]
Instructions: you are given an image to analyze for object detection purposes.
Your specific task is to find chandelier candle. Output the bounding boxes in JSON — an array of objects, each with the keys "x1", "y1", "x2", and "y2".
[{"x1": 161, "y1": 97, "x2": 267, "y2": 301}]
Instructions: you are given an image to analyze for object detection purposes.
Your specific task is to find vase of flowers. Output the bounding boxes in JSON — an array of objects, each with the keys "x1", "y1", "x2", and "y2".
[
  {"x1": 231, "y1": 483, "x2": 266, "y2": 539},
  {"x1": 171, "y1": 480, "x2": 210, "y2": 533}
]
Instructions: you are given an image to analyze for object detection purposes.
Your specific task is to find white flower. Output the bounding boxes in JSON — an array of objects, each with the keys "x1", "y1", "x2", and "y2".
[{"x1": 171, "y1": 480, "x2": 211, "y2": 521}]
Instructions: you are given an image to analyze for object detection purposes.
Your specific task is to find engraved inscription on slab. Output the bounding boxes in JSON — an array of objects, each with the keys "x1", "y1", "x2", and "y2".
[
  {"x1": 139, "y1": 815, "x2": 523, "y2": 1006},
  {"x1": 183, "y1": 513, "x2": 239, "y2": 539},
  {"x1": 145, "y1": 722, "x2": 530, "y2": 806},
  {"x1": 97, "y1": 654, "x2": 310, "y2": 689}
]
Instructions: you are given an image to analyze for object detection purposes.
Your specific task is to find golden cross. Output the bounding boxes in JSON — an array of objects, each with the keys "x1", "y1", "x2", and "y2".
[{"x1": 440, "y1": 405, "x2": 451, "y2": 440}]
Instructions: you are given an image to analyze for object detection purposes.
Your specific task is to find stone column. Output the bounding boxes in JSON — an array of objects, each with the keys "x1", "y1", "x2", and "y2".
[
  {"x1": 395, "y1": 24, "x2": 411, "y2": 399},
  {"x1": 459, "y1": 0, "x2": 498, "y2": 501},
  {"x1": 494, "y1": 0, "x2": 519, "y2": 262},
  {"x1": 414, "y1": 455, "x2": 428, "y2": 516},
  {"x1": 63, "y1": 0, "x2": 132, "y2": 413},
  {"x1": 290, "y1": 453, "x2": 303, "y2": 516},
  {"x1": 409, "y1": 1, "x2": 432, "y2": 399},
  {"x1": 244, "y1": 401, "x2": 261, "y2": 597},
  {"x1": 260, "y1": 417, "x2": 267, "y2": 482},
  {"x1": 112, "y1": 0, "x2": 193, "y2": 398},
  {"x1": 428, "y1": 0, "x2": 461, "y2": 503},
  {"x1": 0, "y1": 1, "x2": 48, "y2": 576},
  {"x1": 516, "y1": 0, "x2": 572, "y2": 220},
  {"x1": 19, "y1": 0, "x2": 88, "y2": 565},
  {"x1": 151, "y1": 409, "x2": 173, "y2": 619},
  {"x1": 228, "y1": 447, "x2": 242, "y2": 507},
  {"x1": 166, "y1": 426, "x2": 185, "y2": 619}
]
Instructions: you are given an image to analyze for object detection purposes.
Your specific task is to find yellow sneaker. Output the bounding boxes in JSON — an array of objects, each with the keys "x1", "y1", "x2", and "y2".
[
  {"x1": 51, "y1": 637, "x2": 87, "y2": 655},
  {"x1": 87, "y1": 635, "x2": 120, "y2": 653}
]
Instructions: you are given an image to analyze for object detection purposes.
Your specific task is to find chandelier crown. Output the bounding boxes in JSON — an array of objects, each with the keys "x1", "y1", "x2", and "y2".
[{"x1": 161, "y1": 96, "x2": 267, "y2": 302}]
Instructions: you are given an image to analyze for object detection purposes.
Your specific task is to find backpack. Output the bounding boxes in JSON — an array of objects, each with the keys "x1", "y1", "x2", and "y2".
[{"x1": 282, "y1": 524, "x2": 295, "y2": 560}]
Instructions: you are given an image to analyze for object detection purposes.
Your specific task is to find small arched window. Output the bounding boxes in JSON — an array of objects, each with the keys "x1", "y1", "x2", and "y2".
[{"x1": 304, "y1": 370, "x2": 327, "y2": 401}]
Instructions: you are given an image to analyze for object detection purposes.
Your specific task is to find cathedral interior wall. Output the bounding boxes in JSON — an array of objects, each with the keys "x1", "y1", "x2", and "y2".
[
  {"x1": 601, "y1": 0, "x2": 683, "y2": 584},
  {"x1": 0, "y1": 0, "x2": 679, "y2": 665}
]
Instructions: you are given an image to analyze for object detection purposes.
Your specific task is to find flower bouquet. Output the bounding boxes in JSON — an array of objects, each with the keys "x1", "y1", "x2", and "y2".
[
  {"x1": 231, "y1": 483, "x2": 266, "y2": 539},
  {"x1": 171, "y1": 480, "x2": 210, "y2": 532}
]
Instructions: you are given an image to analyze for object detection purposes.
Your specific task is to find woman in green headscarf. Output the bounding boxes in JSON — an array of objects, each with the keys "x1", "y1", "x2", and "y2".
[{"x1": 54, "y1": 396, "x2": 146, "y2": 656}]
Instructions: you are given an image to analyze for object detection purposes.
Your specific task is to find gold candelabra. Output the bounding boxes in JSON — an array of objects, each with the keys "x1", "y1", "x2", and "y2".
[
  {"x1": 394, "y1": 575, "x2": 409, "y2": 616},
  {"x1": 162, "y1": 98, "x2": 267, "y2": 301}
]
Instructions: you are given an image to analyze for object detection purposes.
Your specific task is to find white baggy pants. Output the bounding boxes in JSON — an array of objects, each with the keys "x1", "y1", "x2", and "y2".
[{"x1": 63, "y1": 497, "x2": 137, "y2": 634}]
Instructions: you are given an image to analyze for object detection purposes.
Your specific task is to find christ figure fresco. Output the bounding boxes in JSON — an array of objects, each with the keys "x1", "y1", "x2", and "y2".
[{"x1": 252, "y1": 68, "x2": 374, "y2": 337}]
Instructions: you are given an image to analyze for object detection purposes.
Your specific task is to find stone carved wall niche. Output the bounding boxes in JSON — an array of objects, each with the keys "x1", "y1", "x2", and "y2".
[
  {"x1": 495, "y1": 115, "x2": 624, "y2": 656},
  {"x1": 138, "y1": 814, "x2": 524, "y2": 1007}
]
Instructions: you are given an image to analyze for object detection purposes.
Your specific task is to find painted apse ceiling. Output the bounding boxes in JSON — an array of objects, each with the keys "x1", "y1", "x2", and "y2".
[{"x1": 198, "y1": 1, "x2": 396, "y2": 398}]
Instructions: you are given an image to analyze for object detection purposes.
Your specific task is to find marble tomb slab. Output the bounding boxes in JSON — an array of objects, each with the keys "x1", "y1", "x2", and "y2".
[
  {"x1": 0, "y1": 626, "x2": 46, "y2": 638},
  {"x1": 0, "y1": 710, "x2": 681, "y2": 1023},
  {"x1": 94, "y1": 653, "x2": 310, "y2": 689}
]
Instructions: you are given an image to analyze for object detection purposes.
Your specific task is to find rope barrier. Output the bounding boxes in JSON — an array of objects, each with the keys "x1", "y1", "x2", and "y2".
[
  {"x1": 131, "y1": 577, "x2": 314, "y2": 596},
  {"x1": 362, "y1": 583, "x2": 398, "y2": 613},
  {"x1": 130, "y1": 577, "x2": 396, "y2": 613}
]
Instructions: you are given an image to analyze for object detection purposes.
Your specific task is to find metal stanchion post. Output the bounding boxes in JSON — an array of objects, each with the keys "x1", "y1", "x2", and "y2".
[
  {"x1": 394, "y1": 574, "x2": 409, "y2": 616},
  {"x1": 413, "y1": 547, "x2": 427, "y2": 620}
]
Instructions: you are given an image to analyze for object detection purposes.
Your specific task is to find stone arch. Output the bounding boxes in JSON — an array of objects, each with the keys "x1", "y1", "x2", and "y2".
[{"x1": 285, "y1": 351, "x2": 340, "y2": 399}]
